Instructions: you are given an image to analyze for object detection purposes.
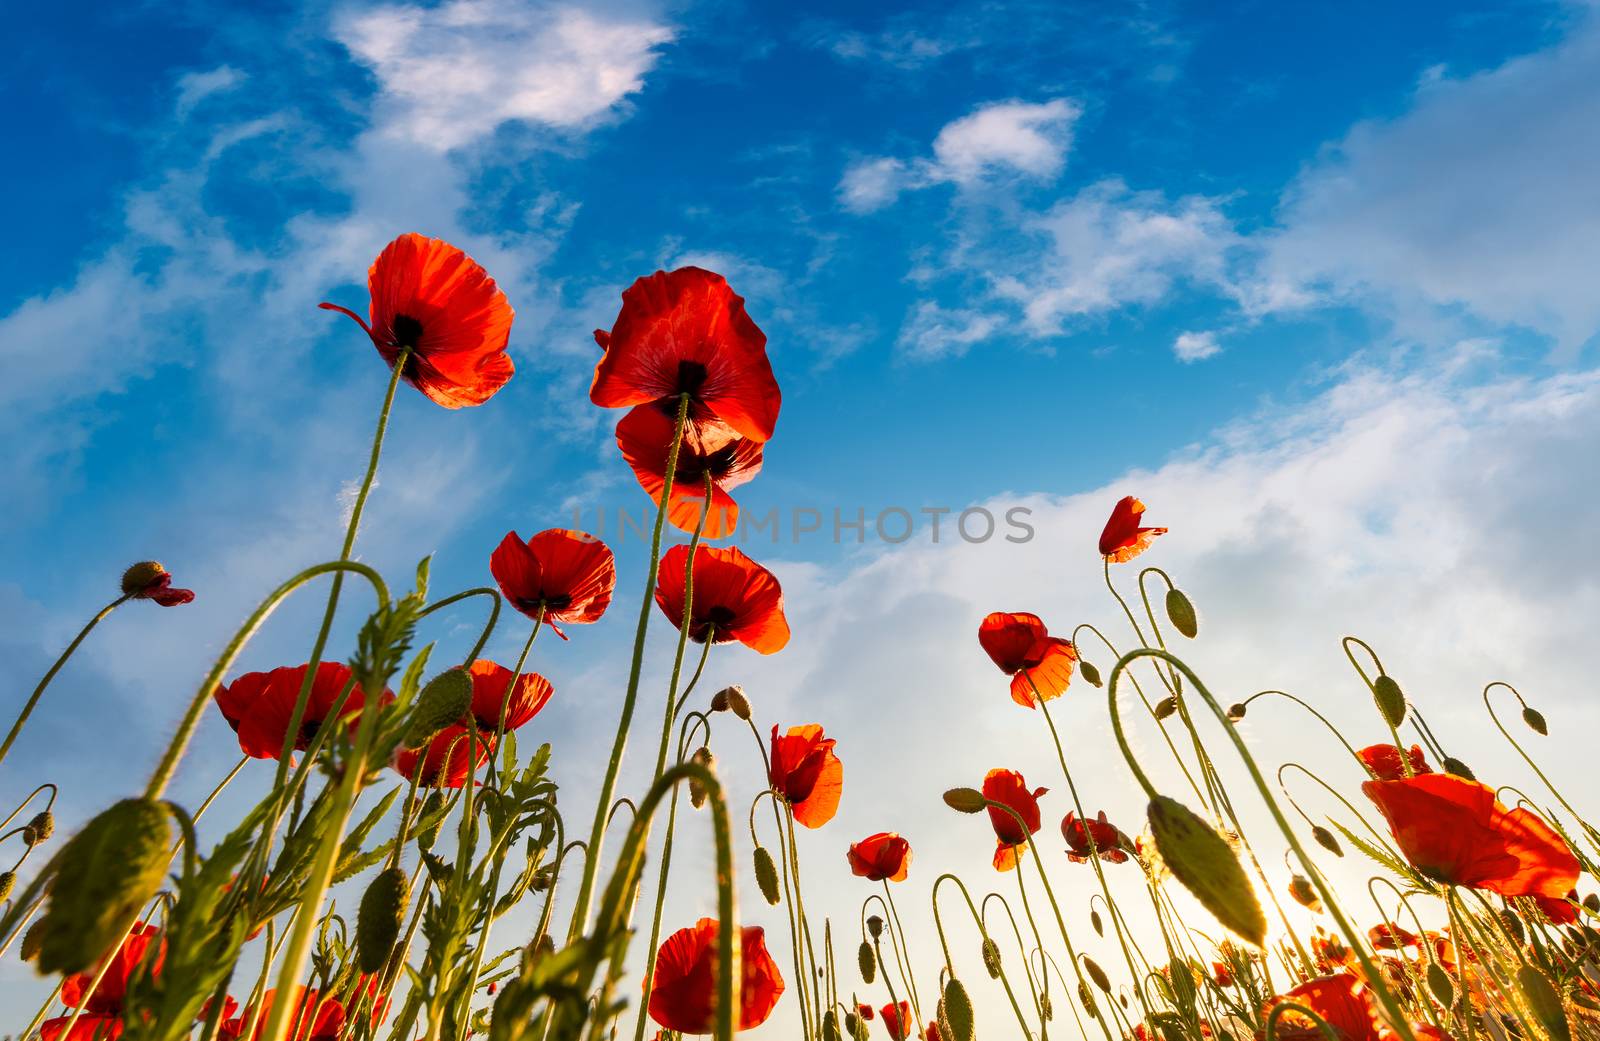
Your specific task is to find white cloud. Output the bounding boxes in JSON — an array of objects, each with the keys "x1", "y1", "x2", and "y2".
[
  {"x1": 895, "y1": 300, "x2": 1005, "y2": 361},
  {"x1": 1258, "y1": 15, "x2": 1600, "y2": 352},
  {"x1": 838, "y1": 98, "x2": 1079, "y2": 212},
  {"x1": 335, "y1": 0, "x2": 675, "y2": 151},
  {"x1": 1173, "y1": 329, "x2": 1221, "y2": 362},
  {"x1": 175, "y1": 65, "x2": 246, "y2": 117}
]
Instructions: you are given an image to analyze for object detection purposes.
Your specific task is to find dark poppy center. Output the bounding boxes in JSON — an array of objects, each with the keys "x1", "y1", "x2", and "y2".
[
  {"x1": 706, "y1": 605, "x2": 738, "y2": 628},
  {"x1": 298, "y1": 718, "x2": 323, "y2": 747},
  {"x1": 392, "y1": 313, "x2": 424, "y2": 349},
  {"x1": 517, "y1": 594, "x2": 571, "y2": 614},
  {"x1": 675, "y1": 360, "x2": 709, "y2": 395}
]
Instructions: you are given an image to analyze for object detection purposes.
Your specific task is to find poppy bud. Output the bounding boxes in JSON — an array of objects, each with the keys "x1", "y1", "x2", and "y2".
[
  {"x1": 942, "y1": 977, "x2": 974, "y2": 1041},
  {"x1": 1146, "y1": 795, "x2": 1266, "y2": 946},
  {"x1": 1084, "y1": 956, "x2": 1112, "y2": 993},
  {"x1": 688, "y1": 747, "x2": 714, "y2": 809},
  {"x1": 1287, "y1": 875, "x2": 1322, "y2": 913},
  {"x1": 530, "y1": 867, "x2": 553, "y2": 892},
  {"x1": 1584, "y1": 893, "x2": 1600, "y2": 914},
  {"x1": 356, "y1": 865, "x2": 409, "y2": 973},
  {"x1": 943, "y1": 788, "x2": 987, "y2": 814},
  {"x1": 1500, "y1": 909, "x2": 1525, "y2": 943},
  {"x1": 858, "y1": 940, "x2": 876, "y2": 983},
  {"x1": 37, "y1": 797, "x2": 170, "y2": 975},
  {"x1": 1522, "y1": 705, "x2": 1548, "y2": 736},
  {"x1": 866, "y1": 914, "x2": 884, "y2": 939},
  {"x1": 1040, "y1": 994, "x2": 1054, "y2": 1021},
  {"x1": 1154, "y1": 696, "x2": 1178, "y2": 720},
  {"x1": 1426, "y1": 961, "x2": 1453, "y2": 1006},
  {"x1": 1517, "y1": 964, "x2": 1570, "y2": 1041},
  {"x1": 404, "y1": 669, "x2": 473, "y2": 749},
  {"x1": 711, "y1": 684, "x2": 752, "y2": 720},
  {"x1": 1371, "y1": 675, "x2": 1406, "y2": 728},
  {"x1": 1311, "y1": 826, "x2": 1343, "y2": 857},
  {"x1": 120, "y1": 561, "x2": 169, "y2": 596},
  {"x1": 848, "y1": 1011, "x2": 871, "y2": 1041},
  {"x1": 0, "y1": 871, "x2": 14, "y2": 902},
  {"x1": 822, "y1": 1010, "x2": 842, "y2": 1041},
  {"x1": 753, "y1": 846, "x2": 780, "y2": 906},
  {"x1": 523, "y1": 932, "x2": 555, "y2": 973},
  {"x1": 20, "y1": 920, "x2": 46, "y2": 962},
  {"x1": 23, "y1": 811, "x2": 55, "y2": 846},
  {"x1": 1091, "y1": 909, "x2": 1104, "y2": 935},
  {"x1": 1165, "y1": 588, "x2": 1198, "y2": 639},
  {"x1": 1080, "y1": 981, "x2": 1098, "y2": 1018},
  {"x1": 1442, "y1": 756, "x2": 1475, "y2": 780},
  {"x1": 417, "y1": 791, "x2": 444, "y2": 851},
  {"x1": 981, "y1": 937, "x2": 1002, "y2": 979},
  {"x1": 1080, "y1": 660, "x2": 1103, "y2": 688}
]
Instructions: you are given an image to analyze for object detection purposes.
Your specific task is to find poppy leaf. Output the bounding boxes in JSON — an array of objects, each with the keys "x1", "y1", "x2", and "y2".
[{"x1": 1146, "y1": 796, "x2": 1266, "y2": 946}]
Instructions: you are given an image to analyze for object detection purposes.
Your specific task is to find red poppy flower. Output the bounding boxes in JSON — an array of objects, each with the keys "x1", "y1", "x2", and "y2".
[
  {"x1": 1061, "y1": 811, "x2": 1130, "y2": 864},
  {"x1": 857, "y1": 1003, "x2": 876, "y2": 1020},
  {"x1": 769, "y1": 724, "x2": 843, "y2": 829},
  {"x1": 879, "y1": 1001, "x2": 912, "y2": 1040},
  {"x1": 221, "y1": 988, "x2": 346, "y2": 1041},
  {"x1": 646, "y1": 917, "x2": 784, "y2": 1033},
  {"x1": 591, "y1": 267, "x2": 781, "y2": 442},
  {"x1": 617, "y1": 404, "x2": 764, "y2": 538},
  {"x1": 490, "y1": 529, "x2": 617, "y2": 638},
  {"x1": 1532, "y1": 891, "x2": 1578, "y2": 925},
  {"x1": 42, "y1": 923, "x2": 165, "y2": 1041},
  {"x1": 1099, "y1": 496, "x2": 1167, "y2": 563},
  {"x1": 847, "y1": 833, "x2": 912, "y2": 882},
  {"x1": 1367, "y1": 924, "x2": 1420, "y2": 950},
  {"x1": 1362, "y1": 774, "x2": 1580, "y2": 899},
  {"x1": 319, "y1": 233, "x2": 514, "y2": 409},
  {"x1": 1261, "y1": 973, "x2": 1384, "y2": 1041},
  {"x1": 394, "y1": 724, "x2": 492, "y2": 789},
  {"x1": 977, "y1": 612, "x2": 1077, "y2": 708},
  {"x1": 925, "y1": 1022, "x2": 944, "y2": 1041},
  {"x1": 983, "y1": 768, "x2": 1048, "y2": 871},
  {"x1": 122, "y1": 562, "x2": 195, "y2": 607},
  {"x1": 1212, "y1": 962, "x2": 1235, "y2": 988},
  {"x1": 213, "y1": 663, "x2": 389, "y2": 760},
  {"x1": 1357, "y1": 743, "x2": 1432, "y2": 781},
  {"x1": 655, "y1": 545, "x2": 789, "y2": 654},
  {"x1": 464, "y1": 659, "x2": 553, "y2": 734}
]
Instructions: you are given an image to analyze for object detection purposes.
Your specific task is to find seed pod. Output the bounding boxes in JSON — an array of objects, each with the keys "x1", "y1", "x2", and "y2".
[
  {"x1": 120, "y1": 561, "x2": 168, "y2": 595},
  {"x1": 1146, "y1": 795, "x2": 1266, "y2": 946},
  {"x1": 1500, "y1": 909, "x2": 1525, "y2": 943},
  {"x1": 943, "y1": 788, "x2": 986, "y2": 814},
  {"x1": 1517, "y1": 964, "x2": 1571, "y2": 1041},
  {"x1": 1372, "y1": 675, "x2": 1406, "y2": 728},
  {"x1": 1522, "y1": 706, "x2": 1548, "y2": 736},
  {"x1": 404, "y1": 668, "x2": 473, "y2": 749},
  {"x1": 1584, "y1": 893, "x2": 1600, "y2": 914},
  {"x1": 1287, "y1": 875, "x2": 1323, "y2": 913},
  {"x1": 753, "y1": 846, "x2": 780, "y2": 906},
  {"x1": 1091, "y1": 909, "x2": 1104, "y2": 935},
  {"x1": 982, "y1": 937, "x2": 1002, "y2": 978},
  {"x1": 688, "y1": 748, "x2": 714, "y2": 810},
  {"x1": 25, "y1": 811, "x2": 55, "y2": 846},
  {"x1": 858, "y1": 940, "x2": 876, "y2": 984},
  {"x1": 1084, "y1": 956, "x2": 1112, "y2": 993},
  {"x1": 942, "y1": 977, "x2": 974, "y2": 1041},
  {"x1": 416, "y1": 791, "x2": 445, "y2": 850},
  {"x1": 0, "y1": 872, "x2": 14, "y2": 902},
  {"x1": 849, "y1": 1011, "x2": 871, "y2": 1041},
  {"x1": 1080, "y1": 660, "x2": 1103, "y2": 688},
  {"x1": 1226, "y1": 702, "x2": 1247, "y2": 722},
  {"x1": 1442, "y1": 756, "x2": 1475, "y2": 780},
  {"x1": 866, "y1": 915, "x2": 884, "y2": 939},
  {"x1": 1165, "y1": 588, "x2": 1198, "y2": 639},
  {"x1": 356, "y1": 866, "x2": 410, "y2": 973},
  {"x1": 1154, "y1": 696, "x2": 1178, "y2": 720},
  {"x1": 37, "y1": 798, "x2": 170, "y2": 975},
  {"x1": 1311, "y1": 826, "x2": 1343, "y2": 858},
  {"x1": 1427, "y1": 962, "x2": 1454, "y2": 1006}
]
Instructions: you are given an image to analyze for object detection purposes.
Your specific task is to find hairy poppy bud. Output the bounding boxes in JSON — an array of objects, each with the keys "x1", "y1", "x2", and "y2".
[
  {"x1": 1584, "y1": 893, "x2": 1600, "y2": 914},
  {"x1": 1165, "y1": 588, "x2": 1198, "y2": 639},
  {"x1": 404, "y1": 669, "x2": 473, "y2": 749},
  {"x1": 1311, "y1": 825, "x2": 1343, "y2": 857},
  {"x1": 24, "y1": 811, "x2": 55, "y2": 846},
  {"x1": 417, "y1": 791, "x2": 444, "y2": 851},
  {"x1": 711, "y1": 684, "x2": 752, "y2": 720},
  {"x1": 848, "y1": 1011, "x2": 871, "y2": 1041},
  {"x1": 1442, "y1": 756, "x2": 1475, "y2": 780},
  {"x1": 21, "y1": 920, "x2": 46, "y2": 962},
  {"x1": 1080, "y1": 981, "x2": 1098, "y2": 1018},
  {"x1": 1040, "y1": 994, "x2": 1054, "y2": 1021},
  {"x1": 1084, "y1": 956, "x2": 1112, "y2": 993},
  {"x1": 1426, "y1": 962, "x2": 1453, "y2": 1006},
  {"x1": 753, "y1": 846, "x2": 780, "y2": 906},
  {"x1": 982, "y1": 937, "x2": 1002, "y2": 979},
  {"x1": 37, "y1": 797, "x2": 170, "y2": 975},
  {"x1": 942, "y1": 977, "x2": 974, "y2": 1041},
  {"x1": 1522, "y1": 705, "x2": 1548, "y2": 736},
  {"x1": 1154, "y1": 696, "x2": 1178, "y2": 720},
  {"x1": 356, "y1": 866, "x2": 409, "y2": 973},
  {"x1": 688, "y1": 747, "x2": 714, "y2": 810},
  {"x1": 0, "y1": 871, "x2": 14, "y2": 902},
  {"x1": 822, "y1": 1010, "x2": 841, "y2": 1041},
  {"x1": 1146, "y1": 795, "x2": 1266, "y2": 946},
  {"x1": 1287, "y1": 875, "x2": 1322, "y2": 913},
  {"x1": 943, "y1": 787, "x2": 986, "y2": 814},
  {"x1": 120, "y1": 561, "x2": 169, "y2": 596},
  {"x1": 858, "y1": 940, "x2": 876, "y2": 983},
  {"x1": 1226, "y1": 703, "x2": 1247, "y2": 722},
  {"x1": 1091, "y1": 909, "x2": 1104, "y2": 936},
  {"x1": 1517, "y1": 964, "x2": 1570, "y2": 1041},
  {"x1": 1080, "y1": 660, "x2": 1103, "y2": 688},
  {"x1": 1372, "y1": 675, "x2": 1406, "y2": 728},
  {"x1": 866, "y1": 914, "x2": 884, "y2": 939}
]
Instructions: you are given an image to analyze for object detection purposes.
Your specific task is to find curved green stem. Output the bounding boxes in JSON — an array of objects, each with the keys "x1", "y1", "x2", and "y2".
[{"x1": 0, "y1": 595, "x2": 129, "y2": 768}]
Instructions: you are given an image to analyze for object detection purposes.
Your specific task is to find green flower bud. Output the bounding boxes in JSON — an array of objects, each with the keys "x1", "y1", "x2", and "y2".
[
  {"x1": 866, "y1": 914, "x2": 884, "y2": 939},
  {"x1": 1426, "y1": 962, "x2": 1453, "y2": 1006},
  {"x1": 403, "y1": 669, "x2": 473, "y2": 749},
  {"x1": 1084, "y1": 956, "x2": 1112, "y2": 993},
  {"x1": 20, "y1": 919, "x2": 46, "y2": 962},
  {"x1": 1372, "y1": 675, "x2": 1407, "y2": 728},
  {"x1": 1517, "y1": 964, "x2": 1571, "y2": 1041},
  {"x1": 858, "y1": 940, "x2": 876, "y2": 984},
  {"x1": 1091, "y1": 909, "x2": 1104, "y2": 936},
  {"x1": 0, "y1": 872, "x2": 14, "y2": 902},
  {"x1": 1154, "y1": 696, "x2": 1178, "y2": 720},
  {"x1": 1165, "y1": 588, "x2": 1198, "y2": 639},
  {"x1": 942, "y1": 977, "x2": 974, "y2": 1041},
  {"x1": 356, "y1": 866, "x2": 409, "y2": 974},
  {"x1": 822, "y1": 1010, "x2": 841, "y2": 1041},
  {"x1": 37, "y1": 798, "x2": 170, "y2": 975},
  {"x1": 1522, "y1": 706, "x2": 1548, "y2": 736},
  {"x1": 943, "y1": 787, "x2": 986, "y2": 813},
  {"x1": 982, "y1": 937, "x2": 1002, "y2": 979},
  {"x1": 711, "y1": 685, "x2": 752, "y2": 720},
  {"x1": 1442, "y1": 756, "x2": 1475, "y2": 780},
  {"x1": 1146, "y1": 795, "x2": 1266, "y2": 946},
  {"x1": 849, "y1": 1011, "x2": 871, "y2": 1041},
  {"x1": 416, "y1": 791, "x2": 444, "y2": 851},
  {"x1": 25, "y1": 811, "x2": 55, "y2": 846},
  {"x1": 1080, "y1": 659, "x2": 1103, "y2": 687},
  {"x1": 688, "y1": 748, "x2": 714, "y2": 810},
  {"x1": 1226, "y1": 703, "x2": 1247, "y2": 722},
  {"x1": 753, "y1": 846, "x2": 780, "y2": 906},
  {"x1": 1311, "y1": 825, "x2": 1343, "y2": 858},
  {"x1": 120, "y1": 561, "x2": 168, "y2": 596}
]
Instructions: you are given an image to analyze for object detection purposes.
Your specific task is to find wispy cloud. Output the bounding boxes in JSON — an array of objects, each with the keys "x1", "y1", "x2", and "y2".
[{"x1": 1173, "y1": 329, "x2": 1222, "y2": 362}]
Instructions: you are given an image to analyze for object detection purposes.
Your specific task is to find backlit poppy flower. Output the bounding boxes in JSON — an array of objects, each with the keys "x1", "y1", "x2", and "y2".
[
  {"x1": 977, "y1": 612, "x2": 1077, "y2": 708},
  {"x1": 42, "y1": 923, "x2": 165, "y2": 1041},
  {"x1": 1061, "y1": 811, "x2": 1131, "y2": 864},
  {"x1": 646, "y1": 917, "x2": 784, "y2": 1033},
  {"x1": 847, "y1": 833, "x2": 912, "y2": 882},
  {"x1": 617, "y1": 404, "x2": 764, "y2": 538},
  {"x1": 1098, "y1": 496, "x2": 1167, "y2": 563},
  {"x1": 1261, "y1": 973, "x2": 1384, "y2": 1041},
  {"x1": 221, "y1": 987, "x2": 346, "y2": 1041},
  {"x1": 1367, "y1": 924, "x2": 1420, "y2": 950},
  {"x1": 591, "y1": 267, "x2": 781, "y2": 443},
  {"x1": 490, "y1": 529, "x2": 617, "y2": 637},
  {"x1": 394, "y1": 724, "x2": 492, "y2": 789},
  {"x1": 319, "y1": 233, "x2": 514, "y2": 409},
  {"x1": 925, "y1": 1022, "x2": 944, "y2": 1041},
  {"x1": 769, "y1": 724, "x2": 843, "y2": 828},
  {"x1": 857, "y1": 1003, "x2": 875, "y2": 1020},
  {"x1": 1362, "y1": 774, "x2": 1580, "y2": 899},
  {"x1": 983, "y1": 768, "x2": 1048, "y2": 871},
  {"x1": 214, "y1": 662, "x2": 389, "y2": 760},
  {"x1": 121, "y1": 561, "x2": 195, "y2": 607},
  {"x1": 1212, "y1": 962, "x2": 1235, "y2": 988},
  {"x1": 1533, "y1": 891, "x2": 1579, "y2": 925},
  {"x1": 1357, "y1": 743, "x2": 1432, "y2": 781},
  {"x1": 464, "y1": 659, "x2": 553, "y2": 734},
  {"x1": 879, "y1": 1001, "x2": 912, "y2": 1040},
  {"x1": 655, "y1": 545, "x2": 789, "y2": 654}
]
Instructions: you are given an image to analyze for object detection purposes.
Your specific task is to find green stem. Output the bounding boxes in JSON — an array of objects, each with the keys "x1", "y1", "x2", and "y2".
[{"x1": 0, "y1": 595, "x2": 129, "y2": 768}]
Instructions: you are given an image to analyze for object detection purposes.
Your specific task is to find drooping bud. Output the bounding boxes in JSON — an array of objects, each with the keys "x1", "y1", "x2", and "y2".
[
  {"x1": 1154, "y1": 696, "x2": 1178, "y2": 721},
  {"x1": 849, "y1": 1011, "x2": 871, "y2": 1041},
  {"x1": 857, "y1": 940, "x2": 876, "y2": 983},
  {"x1": 356, "y1": 866, "x2": 410, "y2": 973},
  {"x1": 822, "y1": 1010, "x2": 842, "y2": 1041},
  {"x1": 712, "y1": 685, "x2": 752, "y2": 720},
  {"x1": 1146, "y1": 795, "x2": 1266, "y2": 946},
  {"x1": 1080, "y1": 660, "x2": 1103, "y2": 688},
  {"x1": 403, "y1": 668, "x2": 473, "y2": 749},
  {"x1": 982, "y1": 937, "x2": 1002, "y2": 979},
  {"x1": 753, "y1": 846, "x2": 780, "y2": 906},
  {"x1": 866, "y1": 915, "x2": 884, "y2": 939},
  {"x1": 942, "y1": 978, "x2": 974, "y2": 1041},
  {"x1": 1165, "y1": 588, "x2": 1198, "y2": 639},
  {"x1": 1499, "y1": 909, "x2": 1525, "y2": 944},
  {"x1": 1517, "y1": 964, "x2": 1572, "y2": 1041},
  {"x1": 1311, "y1": 826, "x2": 1343, "y2": 858},
  {"x1": 1226, "y1": 703, "x2": 1247, "y2": 722},
  {"x1": 417, "y1": 791, "x2": 445, "y2": 851},
  {"x1": 1091, "y1": 909, "x2": 1104, "y2": 936},
  {"x1": 943, "y1": 788, "x2": 987, "y2": 814},
  {"x1": 24, "y1": 811, "x2": 55, "y2": 846},
  {"x1": 0, "y1": 872, "x2": 14, "y2": 902},
  {"x1": 1372, "y1": 675, "x2": 1407, "y2": 728},
  {"x1": 1522, "y1": 705, "x2": 1548, "y2": 736},
  {"x1": 20, "y1": 920, "x2": 46, "y2": 962},
  {"x1": 1083, "y1": 956, "x2": 1112, "y2": 993},
  {"x1": 1426, "y1": 962, "x2": 1453, "y2": 1006},
  {"x1": 1287, "y1": 875, "x2": 1323, "y2": 913},
  {"x1": 37, "y1": 798, "x2": 171, "y2": 975},
  {"x1": 1584, "y1": 893, "x2": 1600, "y2": 914},
  {"x1": 688, "y1": 748, "x2": 715, "y2": 809},
  {"x1": 1442, "y1": 756, "x2": 1475, "y2": 780},
  {"x1": 120, "y1": 561, "x2": 168, "y2": 596}
]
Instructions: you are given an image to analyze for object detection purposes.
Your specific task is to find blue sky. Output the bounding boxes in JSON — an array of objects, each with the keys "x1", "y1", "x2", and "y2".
[{"x1": 5, "y1": 0, "x2": 1600, "y2": 1030}]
